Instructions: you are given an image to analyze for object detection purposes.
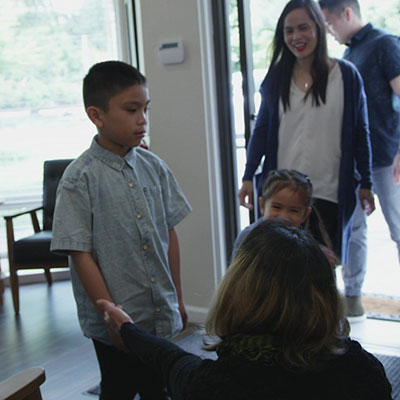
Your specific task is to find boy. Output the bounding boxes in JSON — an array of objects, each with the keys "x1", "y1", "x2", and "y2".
[{"x1": 51, "y1": 61, "x2": 191, "y2": 399}]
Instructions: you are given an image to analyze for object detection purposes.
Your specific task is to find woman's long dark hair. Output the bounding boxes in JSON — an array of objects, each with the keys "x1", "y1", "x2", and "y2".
[{"x1": 269, "y1": 0, "x2": 330, "y2": 111}]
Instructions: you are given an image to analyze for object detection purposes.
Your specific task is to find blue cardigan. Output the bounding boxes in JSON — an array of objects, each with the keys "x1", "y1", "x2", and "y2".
[{"x1": 243, "y1": 59, "x2": 372, "y2": 262}]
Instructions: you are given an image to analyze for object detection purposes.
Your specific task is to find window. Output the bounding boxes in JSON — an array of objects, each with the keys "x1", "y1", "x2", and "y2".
[
  {"x1": 230, "y1": 0, "x2": 400, "y2": 230},
  {"x1": 0, "y1": 0, "x2": 122, "y2": 202},
  {"x1": 0, "y1": 0, "x2": 127, "y2": 271}
]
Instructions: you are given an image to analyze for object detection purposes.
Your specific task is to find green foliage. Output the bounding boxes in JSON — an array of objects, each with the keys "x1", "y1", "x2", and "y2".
[
  {"x1": 229, "y1": 0, "x2": 400, "y2": 73},
  {"x1": 0, "y1": 0, "x2": 115, "y2": 109}
]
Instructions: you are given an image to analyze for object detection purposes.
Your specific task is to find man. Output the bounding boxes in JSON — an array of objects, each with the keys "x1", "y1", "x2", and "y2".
[{"x1": 319, "y1": 0, "x2": 400, "y2": 319}]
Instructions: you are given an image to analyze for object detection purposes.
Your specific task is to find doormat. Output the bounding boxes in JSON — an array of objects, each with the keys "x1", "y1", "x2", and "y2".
[
  {"x1": 363, "y1": 293, "x2": 400, "y2": 322},
  {"x1": 374, "y1": 353, "x2": 400, "y2": 400}
]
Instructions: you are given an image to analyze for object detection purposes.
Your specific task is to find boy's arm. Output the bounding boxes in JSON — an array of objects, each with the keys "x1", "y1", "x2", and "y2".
[
  {"x1": 70, "y1": 251, "x2": 126, "y2": 350},
  {"x1": 168, "y1": 228, "x2": 187, "y2": 330},
  {"x1": 70, "y1": 251, "x2": 112, "y2": 307}
]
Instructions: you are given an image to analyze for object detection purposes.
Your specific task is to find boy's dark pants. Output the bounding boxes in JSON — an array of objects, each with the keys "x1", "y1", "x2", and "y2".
[{"x1": 93, "y1": 339, "x2": 170, "y2": 400}]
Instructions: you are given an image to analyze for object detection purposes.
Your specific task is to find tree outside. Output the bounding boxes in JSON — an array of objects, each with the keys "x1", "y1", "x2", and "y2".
[
  {"x1": 0, "y1": 0, "x2": 119, "y2": 200},
  {"x1": 230, "y1": 0, "x2": 400, "y2": 75}
]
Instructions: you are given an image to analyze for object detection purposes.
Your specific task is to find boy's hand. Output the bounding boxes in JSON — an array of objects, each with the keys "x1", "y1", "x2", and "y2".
[
  {"x1": 178, "y1": 299, "x2": 188, "y2": 330},
  {"x1": 97, "y1": 299, "x2": 133, "y2": 352}
]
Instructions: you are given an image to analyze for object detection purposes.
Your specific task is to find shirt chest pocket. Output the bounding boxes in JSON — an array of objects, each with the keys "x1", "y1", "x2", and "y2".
[{"x1": 143, "y1": 185, "x2": 166, "y2": 225}]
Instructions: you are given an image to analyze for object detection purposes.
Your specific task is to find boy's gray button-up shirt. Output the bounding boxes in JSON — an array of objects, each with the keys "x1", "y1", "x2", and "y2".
[{"x1": 51, "y1": 137, "x2": 191, "y2": 344}]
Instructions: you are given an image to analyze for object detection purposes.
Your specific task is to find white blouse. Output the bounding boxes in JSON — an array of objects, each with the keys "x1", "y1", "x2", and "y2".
[{"x1": 277, "y1": 62, "x2": 344, "y2": 203}]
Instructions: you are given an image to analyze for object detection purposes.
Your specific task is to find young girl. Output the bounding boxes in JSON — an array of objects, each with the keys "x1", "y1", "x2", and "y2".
[{"x1": 233, "y1": 169, "x2": 337, "y2": 266}]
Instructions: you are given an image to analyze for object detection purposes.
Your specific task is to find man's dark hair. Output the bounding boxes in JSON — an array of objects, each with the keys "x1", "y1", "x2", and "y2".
[
  {"x1": 83, "y1": 61, "x2": 146, "y2": 111},
  {"x1": 318, "y1": 0, "x2": 361, "y2": 18}
]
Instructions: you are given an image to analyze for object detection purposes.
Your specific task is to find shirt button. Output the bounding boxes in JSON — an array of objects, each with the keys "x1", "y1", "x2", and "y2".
[
  {"x1": 128, "y1": 182, "x2": 134, "y2": 188},
  {"x1": 155, "y1": 307, "x2": 161, "y2": 312},
  {"x1": 143, "y1": 244, "x2": 148, "y2": 250},
  {"x1": 150, "y1": 276, "x2": 155, "y2": 282},
  {"x1": 136, "y1": 213, "x2": 142, "y2": 219}
]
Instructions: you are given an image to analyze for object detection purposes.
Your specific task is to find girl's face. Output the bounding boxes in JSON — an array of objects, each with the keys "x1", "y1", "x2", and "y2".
[
  {"x1": 260, "y1": 187, "x2": 311, "y2": 227},
  {"x1": 283, "y1": 7, "x2": 318, "y2": 62}
]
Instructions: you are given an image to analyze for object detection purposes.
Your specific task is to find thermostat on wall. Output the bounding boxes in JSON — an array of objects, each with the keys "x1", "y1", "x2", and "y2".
[{"x1": 158, "y1": 40, "x2": 184, "y2": 65}]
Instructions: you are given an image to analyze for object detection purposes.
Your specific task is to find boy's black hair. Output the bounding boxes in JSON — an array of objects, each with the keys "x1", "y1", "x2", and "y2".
[
  {"x1": 318, "y1": 0, "x2": 361, "y2": 17},
  {"x1": 83, "y1": 60, "x2": 147, "y2": 111}
]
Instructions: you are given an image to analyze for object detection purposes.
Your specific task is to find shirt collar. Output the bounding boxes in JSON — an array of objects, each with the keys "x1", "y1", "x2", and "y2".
[
  {"x1": 90, "y1": 135, "x2": 137, "y2": 171},
  {"x1": 350, "y1": 23, "x2": 373, "y2": 46}
]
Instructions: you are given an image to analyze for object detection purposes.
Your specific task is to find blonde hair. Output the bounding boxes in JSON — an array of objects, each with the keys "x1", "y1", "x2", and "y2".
[{"x1": 206, "y1": 219, "x2": 345, "y2": 370}]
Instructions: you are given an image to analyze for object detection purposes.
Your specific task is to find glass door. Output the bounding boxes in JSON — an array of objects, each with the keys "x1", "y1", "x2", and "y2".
[
  {"x1": 228, "y1": 0, "x2": 284, "y2": 229},
  {"x1": 229, "y1": 0, "x2": 400, "y2": 299}
]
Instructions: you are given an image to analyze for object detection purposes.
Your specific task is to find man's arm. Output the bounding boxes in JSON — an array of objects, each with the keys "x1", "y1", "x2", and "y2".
[
  {"x1": 390, "y1": 75, "x2": 400, "y2": 183},
  {"x1": 168, "y1": 228, "x2": 187, "y2": 330}
]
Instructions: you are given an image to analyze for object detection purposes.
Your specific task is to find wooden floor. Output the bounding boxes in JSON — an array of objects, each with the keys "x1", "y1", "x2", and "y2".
[
  {"x1": 1, "y1": 279, "x2": 399, "y2": 399},
  {"x1": 0, "y1": 280, "x2": 215, "y2": 400},
  {"x1": 0, "y1": 280, "x2": 100, "y2": 400}
]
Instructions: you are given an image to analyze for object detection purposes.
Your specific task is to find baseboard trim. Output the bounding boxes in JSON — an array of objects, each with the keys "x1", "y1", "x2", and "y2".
[
  {"x1": 2, "y1": 272, "x2": 210, "y2": 324},
  {"x1": 2, "y1": 269, "x2": 70, "y2": 286},
  {"x1": 186, "y1": 305, "x2": 209, "y2": 324}
]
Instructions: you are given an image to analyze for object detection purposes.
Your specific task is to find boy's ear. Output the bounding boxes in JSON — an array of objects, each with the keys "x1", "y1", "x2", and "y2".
[
  {"x1": 258, "y1": 197, "x2": 265, "y2": 215},
  {"x1": 86, "y1": 106, "x2": 103, "y2": 128}
]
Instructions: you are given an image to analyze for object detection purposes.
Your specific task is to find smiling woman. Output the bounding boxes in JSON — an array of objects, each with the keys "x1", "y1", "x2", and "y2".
[{"x1": 237, "y1": 0, "x2": 374, "y2": 266}]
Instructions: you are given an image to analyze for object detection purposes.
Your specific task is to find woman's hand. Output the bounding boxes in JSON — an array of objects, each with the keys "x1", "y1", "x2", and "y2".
[
  {"x1": 358, "y1": 188, "x2": 375, "y2": 216},
  {"x1": 238, "y1": 180, "x2": 254, "y2": 210},
  {"x1": 97, "y1": 299, "x2": 133, "y2": 351}
]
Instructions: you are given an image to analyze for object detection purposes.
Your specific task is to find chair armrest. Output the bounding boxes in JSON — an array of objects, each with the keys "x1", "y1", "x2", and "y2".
[
  {"x1": 3, "y1": 206, "x2": 43, "y2": 221},
  {"x1": 0, "y1": 366, "x2": 46, "y2": 400},
  {"x1": 5, "y1": 207, "x2": 43, "y2": 256},
  {"x1": 4, "y1": 206, "x2": 43, "y2": 236}
]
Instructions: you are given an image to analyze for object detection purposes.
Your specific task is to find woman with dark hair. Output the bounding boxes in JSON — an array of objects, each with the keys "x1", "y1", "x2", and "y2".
[
  {"x1": 97, "y1": 220, "x2": 392, "y2": 400},
  {"x1": 238, "y1": 0, "x2": 374, "y2": 264}
]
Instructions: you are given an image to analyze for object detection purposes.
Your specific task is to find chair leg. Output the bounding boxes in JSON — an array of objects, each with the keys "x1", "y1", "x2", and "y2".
[
  {"x1": 9, "y1": 267, "x2": 20, "y2": 314},
  {"x1": 26, "y1": 389, "x2": 43, "y2": 400},
  {"x1": 44, "y1": 268, "x2": 52, "y2": 286}
]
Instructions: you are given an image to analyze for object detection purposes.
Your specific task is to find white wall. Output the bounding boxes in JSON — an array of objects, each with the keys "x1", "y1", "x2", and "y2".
[{"x1": 137, "y1": 0, "x2": 226, "y2": 322}]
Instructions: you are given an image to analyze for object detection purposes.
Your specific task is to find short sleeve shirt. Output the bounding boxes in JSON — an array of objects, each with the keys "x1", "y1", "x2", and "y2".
[
  {"x1": 51, "y1": 137, "x2": 191, "y2": 344},
  {"x1": 344, "y1": 23, "x2": 400, "y2": 167}
]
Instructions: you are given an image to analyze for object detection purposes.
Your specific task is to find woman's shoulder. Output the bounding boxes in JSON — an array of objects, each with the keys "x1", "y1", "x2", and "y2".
[
  {"x1": 260, "y1": 66, "x2": 279, "y2": 89},
  {"x1": 325, "y1": 338, "x2": 392, "y2": 397},
  {"x1": 334, "y1": 57, "x2": 360, "y2": 74}
]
